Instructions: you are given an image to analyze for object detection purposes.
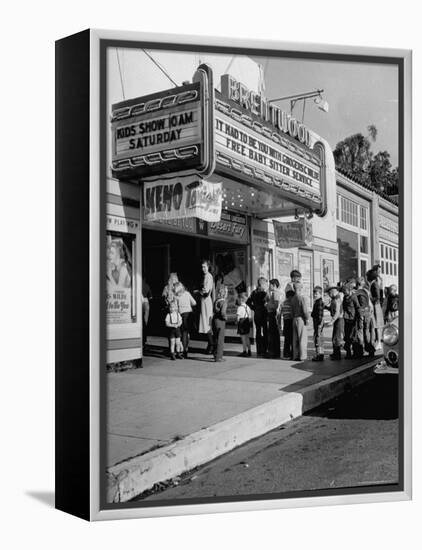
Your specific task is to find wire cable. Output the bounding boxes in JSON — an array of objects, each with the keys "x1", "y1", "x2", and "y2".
[
  {"x1": 116, "y1": 49, "x2": 125, "y2": 100},
  {"x1": 142, "y1": 49, "x2": 178, "y2": 87}
]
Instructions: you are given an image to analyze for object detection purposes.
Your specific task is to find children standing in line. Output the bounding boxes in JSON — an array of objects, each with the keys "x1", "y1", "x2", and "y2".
[
  {"x1": 280, "y1": 289, "x2": 295, "y2": 359},
  {"x1": 236, "y1": 292, "x2": 252, "y2": 357},
  {"x1": 212, "y1": 285, "x2": 228, "y2": 363},
  {"x1": 328, "y1": 285, "x2": 344, "y2": 360},
  {"x1": 291, "y1": 282, "x2": 309, "y2": 361},
  {"x1": 311, "y1": 286, "x2": 325, "y2": 362},
  {"x1": 165, "y1": 300, "x2": 183, "y2": 360},
  {"x1": 342, "y1": 282, "x2": 361, "y2": 359},
  {"x1": 174, "y1": 282, "x2": 196, "y2": 359}
]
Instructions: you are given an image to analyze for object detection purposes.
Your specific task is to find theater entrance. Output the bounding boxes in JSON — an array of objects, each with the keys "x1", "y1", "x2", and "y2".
[{"x1": 142, "y1": 217, "x2": 250, "y2": 343}]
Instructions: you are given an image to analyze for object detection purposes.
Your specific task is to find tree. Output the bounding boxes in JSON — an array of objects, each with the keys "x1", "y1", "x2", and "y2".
[
  {"x1": 369, "y1": 151, "x2": 393, "y2": 192},
  {"x1": 333, "y1": 125, "x2": 399, "y2": 196},
  {"x1": 333, "y1": 133, "x2": 372, "y2": 183}
]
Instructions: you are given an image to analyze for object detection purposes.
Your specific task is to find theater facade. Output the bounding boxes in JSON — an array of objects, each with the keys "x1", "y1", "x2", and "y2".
[{"x1": 105, "y1": 58, "x2": 398, "y2": 366}]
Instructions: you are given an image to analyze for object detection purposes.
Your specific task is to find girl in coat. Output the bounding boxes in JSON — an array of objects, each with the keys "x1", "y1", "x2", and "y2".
[{"x1": 175, "y1": 282, "x2": 196, "y2": 359}]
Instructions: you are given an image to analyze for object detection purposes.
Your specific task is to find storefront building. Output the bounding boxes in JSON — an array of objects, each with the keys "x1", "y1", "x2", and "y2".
[
  {"x1": 336, "y1": 170, "x2": 399, "y2": 288},
  {"x1": 105, "y1": 51, "x2": 398, "y2": 367}
]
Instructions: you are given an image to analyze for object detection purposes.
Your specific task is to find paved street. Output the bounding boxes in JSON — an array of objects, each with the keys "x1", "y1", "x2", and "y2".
[{"x1": 138, "y1": 374, "x2": 398, "y2": 501}]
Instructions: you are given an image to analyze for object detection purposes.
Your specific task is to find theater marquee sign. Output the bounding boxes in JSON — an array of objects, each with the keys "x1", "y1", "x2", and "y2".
[
  {"x1": 214, "y1": 74, "x2": 323, "y2": 213},
  {"x1": 111, "y1": 64, "x2": 328, "y2": 219},
  {"x1": 111, "y1": 65, "x2": 215, "y2": 180}
]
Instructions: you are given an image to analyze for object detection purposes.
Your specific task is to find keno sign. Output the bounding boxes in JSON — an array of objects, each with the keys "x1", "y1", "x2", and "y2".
[{"x1": 143, "y1": 176, "x2": 223, "y2": 223}]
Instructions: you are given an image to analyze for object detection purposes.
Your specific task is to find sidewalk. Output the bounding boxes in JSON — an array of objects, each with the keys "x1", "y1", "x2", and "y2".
[{"x1": 107, "y1": 334, "x2": 382, "y2": 502}]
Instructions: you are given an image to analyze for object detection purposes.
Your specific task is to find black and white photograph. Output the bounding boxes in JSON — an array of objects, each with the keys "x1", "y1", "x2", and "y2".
[
  {"x1": 4, "y1": 0, "x2": 422, "y2": 545},
  {"x1": 101, "y1": 38, "x2": 407, "y2": 511}
]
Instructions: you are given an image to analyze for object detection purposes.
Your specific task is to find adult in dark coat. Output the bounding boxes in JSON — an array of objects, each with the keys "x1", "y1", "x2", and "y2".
[{"x1": 246, "y1": 277, "x2": 269, "y2": 357}]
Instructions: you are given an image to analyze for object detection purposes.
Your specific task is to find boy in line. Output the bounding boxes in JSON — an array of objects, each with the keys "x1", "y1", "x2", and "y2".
[
  {"x1": 328, "y1": 285, "x2": 344, "y2": 360},
  {"x1": 291, "y1": 282, "x2": 309, "y2": 361},
  {"x1": 285, "y1": 269, "x2": 302, "y2": 296},
  {"x1": 280, "y1": 289, "x2": 295, "y2": 359},
  {"x1": 311, "y1": 286, "x2": 325, "y2": 362},
  {"x1": 355, "y1": 277, "x2": 375, "y2": 357},
  {"x1": 342, "y1": 281, "x2": 361, "y2": 359}
]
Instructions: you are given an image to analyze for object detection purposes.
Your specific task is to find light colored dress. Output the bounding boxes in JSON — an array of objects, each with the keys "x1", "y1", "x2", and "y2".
[{"x1": 199, "y1": 272, "x2": 214, "y2": 334}]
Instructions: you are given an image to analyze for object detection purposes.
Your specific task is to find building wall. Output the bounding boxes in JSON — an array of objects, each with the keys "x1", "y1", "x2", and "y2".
[
  {"x1": 336, "y1": 173, "x2": 399, "y2": 289},
  {"x1": 378, "y1": 199, "x2": 399, "y2": 288}
]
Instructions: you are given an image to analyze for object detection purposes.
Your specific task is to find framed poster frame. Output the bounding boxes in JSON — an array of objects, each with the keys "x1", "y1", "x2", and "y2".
[{"x1": 55, "y1": 29, "x2": 412, "y2": 521}]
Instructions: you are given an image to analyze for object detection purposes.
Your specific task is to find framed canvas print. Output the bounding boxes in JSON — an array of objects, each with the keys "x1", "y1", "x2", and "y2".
[{"x1": 55, "y1": 29, "x2": 412, "y2": 521}]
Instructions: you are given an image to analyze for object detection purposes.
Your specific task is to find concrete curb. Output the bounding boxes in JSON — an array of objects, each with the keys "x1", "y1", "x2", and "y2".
[{"x1": 107, "y1": 359, "x2": 378, "y2": 502}]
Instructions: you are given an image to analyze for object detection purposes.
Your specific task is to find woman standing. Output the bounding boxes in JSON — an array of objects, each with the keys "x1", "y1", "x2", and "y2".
[{"x1": 198, "y1": 260, "x2": 215, "y2": 354}]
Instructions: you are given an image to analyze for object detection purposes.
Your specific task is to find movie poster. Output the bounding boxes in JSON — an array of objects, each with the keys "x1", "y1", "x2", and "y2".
[{"x1": 106, "y1": 231, "x2": 135, "y2": 324}]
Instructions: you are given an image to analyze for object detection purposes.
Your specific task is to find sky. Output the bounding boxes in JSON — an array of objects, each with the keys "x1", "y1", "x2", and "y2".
[
  {"x1": 255, "y1": 55, "x2": 399, "y2": 166},
  {"x1": 109, "y1": 48, "x2": 399, "y2": 167}
]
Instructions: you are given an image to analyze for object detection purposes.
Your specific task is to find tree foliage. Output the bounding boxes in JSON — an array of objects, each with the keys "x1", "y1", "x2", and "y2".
[{"x1": 333, "y1": 125, "x2": 398, "y2": 196}]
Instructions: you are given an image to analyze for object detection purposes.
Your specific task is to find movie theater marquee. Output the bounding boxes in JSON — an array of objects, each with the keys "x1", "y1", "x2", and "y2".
[{"x1": 110, "y1": 65, "x2": 325, "y2": 213}]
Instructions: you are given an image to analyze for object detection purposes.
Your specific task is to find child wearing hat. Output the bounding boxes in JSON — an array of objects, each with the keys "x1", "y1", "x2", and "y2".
[
  {"x1": 280, "y1": 289, "x2": 295, "y2": 359},
  {"x1": 328, "y1": 285, "x2": 344, "y2": 360}
]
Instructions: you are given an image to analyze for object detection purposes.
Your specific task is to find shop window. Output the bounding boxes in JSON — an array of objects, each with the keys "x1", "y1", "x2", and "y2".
[
  {"x1": 360, "y1": 235, "x2": 368, "y2": 254},
  {"x1": 360, "y1": 205, "x2": 368, "y2": 230},
  {"x1": 380, "y1": 242, "x2": 398, "y2": 281},
  {"x1": 337, "y1": 226, "x2": 359, "y2": 282},
  {"x1": 106, "y1": 231, "x2": 137, "y2": 325},
  {"x1": 339, "y1": 195, "x2": 359, "y2": 228},
  {"x1": 360, "y1": 259, "x2": 367, "y2": 278}
]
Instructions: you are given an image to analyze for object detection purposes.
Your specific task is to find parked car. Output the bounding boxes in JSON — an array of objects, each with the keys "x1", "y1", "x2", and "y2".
[{"x1": 374, "y1": 316, "x2": 399, "y2": 374}]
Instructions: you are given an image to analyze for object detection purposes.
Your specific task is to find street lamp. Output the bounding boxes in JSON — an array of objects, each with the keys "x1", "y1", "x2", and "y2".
[{"x1": 268, "y1": 89, "x2": 329, "y2": 122}]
